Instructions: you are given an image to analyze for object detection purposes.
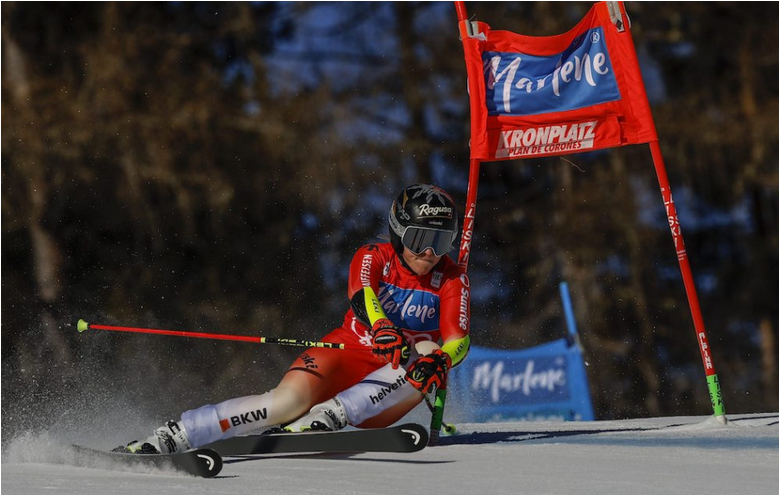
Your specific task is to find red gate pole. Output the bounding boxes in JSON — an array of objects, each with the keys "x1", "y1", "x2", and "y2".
[
  {"x1": 428, "y1": 2, "x2": 481, "y2": 445},
  {"x1": 648, "y1": 140, "x2": 727, "y2": 423}
]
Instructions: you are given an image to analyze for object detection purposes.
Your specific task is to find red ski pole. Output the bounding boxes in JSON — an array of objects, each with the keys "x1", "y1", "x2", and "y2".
[{"x1": 77, "y1": 319, "x2": 366, "y2": 351}]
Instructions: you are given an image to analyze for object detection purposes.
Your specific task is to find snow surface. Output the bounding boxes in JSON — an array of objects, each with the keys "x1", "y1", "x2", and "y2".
[{"x1": 1, "y1": 413, "x2": 777, "y2": 494}]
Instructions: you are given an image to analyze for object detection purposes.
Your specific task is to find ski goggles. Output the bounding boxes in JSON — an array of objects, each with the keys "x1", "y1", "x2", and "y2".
[{"x1": 400, "y1": 226, "x2": 455, "y2": 257}]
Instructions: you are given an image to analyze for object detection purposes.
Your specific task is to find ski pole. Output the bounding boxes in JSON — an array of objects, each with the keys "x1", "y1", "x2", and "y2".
[
  {"x1": 422, "y1": 393, "x2": 458, "y2": 435},
  {"x1": 76, "y1": 319, "x2": 366, "y2": 351}
]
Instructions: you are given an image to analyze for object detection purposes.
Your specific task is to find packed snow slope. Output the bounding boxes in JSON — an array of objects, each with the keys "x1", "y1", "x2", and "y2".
[{"x1": 2, "y1": 413, "x2": 777, "y2": 494}]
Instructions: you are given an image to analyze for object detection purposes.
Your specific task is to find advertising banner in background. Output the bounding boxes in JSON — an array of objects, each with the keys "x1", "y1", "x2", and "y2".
[
  {"x1": 460, "y1": 1, "x2": 657, "y2": 161},
  {"x1": 450, "y1": 339, "x2": 594, "y2": 421}
]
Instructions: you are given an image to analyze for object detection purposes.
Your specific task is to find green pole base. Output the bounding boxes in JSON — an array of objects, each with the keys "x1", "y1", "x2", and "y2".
[{"x1": 706, "y1": 373, "x2": 726, "y2": 417}]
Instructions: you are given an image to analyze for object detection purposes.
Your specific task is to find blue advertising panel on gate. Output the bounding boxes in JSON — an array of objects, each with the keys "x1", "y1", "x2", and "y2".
[{"x1": 450, "y1": 339, "x2": 594, "y2": 421}]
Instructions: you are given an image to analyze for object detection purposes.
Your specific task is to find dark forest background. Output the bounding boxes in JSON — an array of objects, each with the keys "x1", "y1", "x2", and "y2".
[{"x1": 1, "y1": 2, "x2": 778, "y2": 441}]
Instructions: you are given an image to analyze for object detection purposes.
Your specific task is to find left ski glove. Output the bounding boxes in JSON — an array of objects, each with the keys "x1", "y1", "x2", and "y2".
[{"x1": 406, "y1": 349, "x2": 452, "y2": 393}]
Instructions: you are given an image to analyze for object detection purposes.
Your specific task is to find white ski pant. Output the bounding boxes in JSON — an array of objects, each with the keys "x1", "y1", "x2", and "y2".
[{"x1": 180, "y1": 360, "x2": 422, "y2": 448}]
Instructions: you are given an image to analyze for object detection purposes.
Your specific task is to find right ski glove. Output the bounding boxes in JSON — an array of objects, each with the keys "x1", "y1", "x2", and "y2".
[
  {"x1": 406, "y1": 349, "x2": 452, "y2": 393},
  {"x1": 371, "y1": 318, "x2": 410, "y2": 369}
]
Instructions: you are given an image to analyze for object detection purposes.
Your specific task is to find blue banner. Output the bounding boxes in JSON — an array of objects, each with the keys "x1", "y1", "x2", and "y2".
[
  {"x1": 450, "y1": 339, "x2": 594, "y2": 421},
  {"x1": 484, "y1": 27, "x2": 621, "y2": 117}
]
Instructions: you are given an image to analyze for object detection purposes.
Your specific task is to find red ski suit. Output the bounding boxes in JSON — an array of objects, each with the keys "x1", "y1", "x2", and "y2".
[{"x1": 285, "y1": 242, "x2": 470, "y2": 426}]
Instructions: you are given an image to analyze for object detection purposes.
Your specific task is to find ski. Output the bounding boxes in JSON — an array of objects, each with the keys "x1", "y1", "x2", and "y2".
[
  {"x1": 69, "y1": 445, "x2": 223, "y2": 478},
  {"x1": 205, "y1": 423, "x2": 429, "y2": 456}
]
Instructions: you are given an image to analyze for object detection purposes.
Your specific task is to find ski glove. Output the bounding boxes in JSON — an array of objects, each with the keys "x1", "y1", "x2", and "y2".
[
  {"x1": 406, "y1": 349, "x2": 452, "y2": 393},
  {"x1": 371, "y1": 318, "x2": 410, "y2": 369}
]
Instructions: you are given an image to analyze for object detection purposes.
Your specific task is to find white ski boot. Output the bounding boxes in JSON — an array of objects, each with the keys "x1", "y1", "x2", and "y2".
[
  {"x1": 114, "y1": 420, "x2": 192, "y2": 454},
  {"x1": 284, "y1": 398, "x2": 349, "y2": 432}
]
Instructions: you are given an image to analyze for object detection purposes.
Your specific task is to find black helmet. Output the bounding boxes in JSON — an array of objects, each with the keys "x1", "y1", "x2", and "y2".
[{"x1": 388, "y1": 184, "x2": 459, "y2": 257}]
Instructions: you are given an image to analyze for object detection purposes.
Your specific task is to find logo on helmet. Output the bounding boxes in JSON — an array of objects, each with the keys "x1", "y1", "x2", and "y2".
[
  {"x1": 407, "y1": 184, "x2": 452, "y2": 206},
  {"x1": 418, "y1": 204, "x2": 453, "y2": 218},
  {"x1": 396, "y1": 202, "x2": 411, "y2": 221}
]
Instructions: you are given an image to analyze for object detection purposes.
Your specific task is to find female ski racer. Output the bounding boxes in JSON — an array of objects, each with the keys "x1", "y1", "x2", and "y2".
[{"x1": 117, "y1": 183, "x2": 471, "y2": 454}]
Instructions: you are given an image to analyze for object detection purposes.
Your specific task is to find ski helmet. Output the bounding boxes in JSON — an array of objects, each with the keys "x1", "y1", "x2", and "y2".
[{"x1": 388, "y1": 184, "x2": 459, "y2": 257}]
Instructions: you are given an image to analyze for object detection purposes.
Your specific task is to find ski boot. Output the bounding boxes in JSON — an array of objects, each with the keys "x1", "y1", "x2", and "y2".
[
  {"x1": 284, "y1": 398, "x2": 348, "y2": 432},
  {"x1": 113, "y1": 420, "x2": 192, "y2": 454}
]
